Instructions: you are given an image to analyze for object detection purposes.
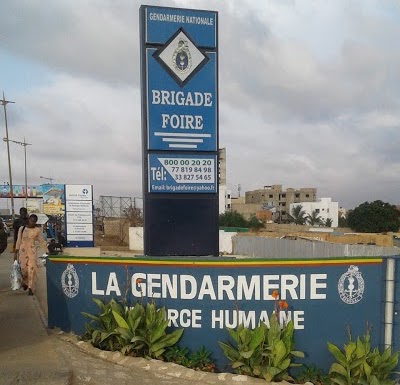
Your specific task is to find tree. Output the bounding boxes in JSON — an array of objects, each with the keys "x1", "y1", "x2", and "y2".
[
  {"x1": 325, "y1": 218, "x2": 333, "y2": 227},
  {"x1": 124, "y1": 206, "x2": 143, "y2": 226},
  {"x1": 219, "y1": 211, "x2": 248, "y2": 228},
  {"x1": 307, "y1": 210, "x2": 323, "y2": 226},
  {"x1": 338, "y1": 216, "x2": 348, "y2": 228},
  {"x1": 288, "y1": 205, "x2": 307, "y2": 225},
  {"x1": 347, "y1": 200, "x2": 400, "y2": 233},
  {"x1": 247, "y1": 215, "x2": 265, "y2": 232}
]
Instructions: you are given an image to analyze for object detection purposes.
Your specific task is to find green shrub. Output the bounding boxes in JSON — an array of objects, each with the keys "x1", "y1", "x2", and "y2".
[
  {"x1": 115, "y1": 302, "x2": 183, "y2": 359},
  {"x1": 82, "y1": 299, "x2": 183, "y2": 360},
  {"x1": 219, "y1": 211, "x2": 248, "y2": 228},
  {"x1": 164, "y1": 345, "x2": 216, "y2": 372},
  {"x1": 327, "y1": 328, "x2": 399, "y2": 385},
  {"x1": 188, "y1": 346, "x2": 216, "y2": 372},
  {"x1": 82, "y1": 298, "x2": 126, "y2": 351},
  {"x1": 295, "y1": 364, "x2": 329, "y2": 385},
  {"x1": 218, "y1": 297, "x2": 304, "y2": 382},
  {"x1": 164, "y1": 345, "x2": 190, "y2": 366}
]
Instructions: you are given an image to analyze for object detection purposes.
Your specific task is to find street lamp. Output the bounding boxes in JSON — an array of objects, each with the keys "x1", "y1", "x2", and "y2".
[
  {"x1": 1, "y1": 92, "x2": 16, "y2": 219},
  {"x1": 40, "y1": 176, "x2": 54, "y2": 184},
  {"x1": 3, "y1": 137, "x2": 32, "y2": 206}
]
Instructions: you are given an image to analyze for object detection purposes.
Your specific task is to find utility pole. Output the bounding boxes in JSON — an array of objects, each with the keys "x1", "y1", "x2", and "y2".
[
  {"x1": 3, "y1": 137, "x2": 32, "y2": 207},
  {"x1": 1, "y1": 92, "x2": 16, "y2": 219},
  {"x1": 23, "y1": 137, "x2": 29, "y2": 206}
]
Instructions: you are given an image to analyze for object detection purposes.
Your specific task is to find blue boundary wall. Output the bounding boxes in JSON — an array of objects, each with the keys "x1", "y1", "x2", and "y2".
[
  {"x1": 392, "y1": 258, "x2": 400, "y2": 353},
  {"x1": 47, "y1": 255, "x2": 394, "y2": 372}
]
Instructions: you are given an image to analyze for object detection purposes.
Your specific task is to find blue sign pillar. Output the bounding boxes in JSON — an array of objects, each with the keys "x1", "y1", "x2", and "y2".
[{"x1": 140, "y1": 6, "x2": 219, "y2": 256}]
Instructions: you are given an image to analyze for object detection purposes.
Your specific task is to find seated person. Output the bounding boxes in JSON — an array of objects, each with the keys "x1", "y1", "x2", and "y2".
[{"x1": 47, "y1": 238, "x2": 63, "y2": 255}]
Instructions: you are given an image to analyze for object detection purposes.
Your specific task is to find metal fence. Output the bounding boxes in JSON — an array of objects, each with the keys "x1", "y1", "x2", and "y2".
[
  {"x1": 233, "y1": 236, "x2": 400, "y2": 258},
  {"x1": 99, "y1": 196, "x2": 134, "y2": 218},
  {"x1": 103, "y1": 218, "x2": 130, "y2": 244},
  {"x1": 94, "y1": 196, "x2": 143, "y2": 245}
]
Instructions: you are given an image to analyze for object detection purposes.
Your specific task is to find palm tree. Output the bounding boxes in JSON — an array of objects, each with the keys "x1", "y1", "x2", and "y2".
[
  {"x1": 325, "y1": 218, "x2": 333, "y2": 227},
  {"x1": 307, "y1": 210, "x2": 323, "y2": 226},
  {"x1": 288, "y1": 205, "x2": 307, "y2": 225}
]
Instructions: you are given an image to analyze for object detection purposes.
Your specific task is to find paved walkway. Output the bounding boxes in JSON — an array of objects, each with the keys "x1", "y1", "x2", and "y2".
[
  {"x1": 0, "y1": 237, "x2": 266, "y2": 385},
  {"x1": 0, "y1": 241, "x2": 70, "y2": 385}
]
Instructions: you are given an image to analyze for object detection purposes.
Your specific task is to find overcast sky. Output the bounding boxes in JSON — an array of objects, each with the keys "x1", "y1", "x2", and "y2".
[{"x1": 1, "y1": 0, "x2": 399, "y2": 210}]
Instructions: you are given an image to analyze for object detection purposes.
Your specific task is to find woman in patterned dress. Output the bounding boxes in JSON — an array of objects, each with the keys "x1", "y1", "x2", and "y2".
[{"x1": 15, "y1": 214, "x2": 47, "y2": 295}]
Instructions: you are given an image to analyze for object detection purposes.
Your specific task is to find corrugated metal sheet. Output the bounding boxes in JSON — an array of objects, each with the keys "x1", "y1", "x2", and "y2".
[{"x1": 232, "y1": 236, "x2": 400, "y2": 258}]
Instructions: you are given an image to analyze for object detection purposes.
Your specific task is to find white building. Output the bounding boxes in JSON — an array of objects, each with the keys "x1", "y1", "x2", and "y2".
[
  {"x1": 290, "y1": 197, "x2": 339, "y2": 227},
  {"x1": 219, "y1": 186, "x2": 232, "y2": 214},
  {"x1": 218, "y1": 148, "x2": 231, "y2": 214},
  {"x1": 338, "y1": 206, "x2": 348, "y2": 219}
]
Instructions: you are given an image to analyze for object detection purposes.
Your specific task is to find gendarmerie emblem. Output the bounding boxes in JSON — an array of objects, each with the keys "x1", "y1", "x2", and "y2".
[
  {"x1": 172, "y1": 39, "x2": 192, "y2": 74},
  {"x1": 338, "y1": 265, "x2": 364, "y2": 304},
  {"x1": 61, "y1": 263, "x2": 79, "y2": 298}
]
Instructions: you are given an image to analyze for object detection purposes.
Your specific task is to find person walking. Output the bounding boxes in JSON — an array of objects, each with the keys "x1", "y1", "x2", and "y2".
[
  {"x1": 14, "y1": 214, "x2": 47, "y2": 295},
  {"x1": 13, "y1": 207, "x2": 29, "y2": 252}
]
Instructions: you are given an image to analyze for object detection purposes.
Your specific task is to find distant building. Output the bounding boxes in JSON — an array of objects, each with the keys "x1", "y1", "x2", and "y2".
[
  {"x1": 231, "y1": 197, "x2": 263, "y2": 220},
  {"x1": 245, "y1": 184, "x2": 317, "y2": 223},
  {"x1": 218, "y1": 148, "x2": 231, "y2": 214},
  {"x1": 338, "y1": 206, "x2": 348, "y2": 219},
  {"x1": 219, "y1": 186, "x2": 232, "y2": 214},
  {"x1": 290, "y1": 197, "x2": 339, "y2": 227}
]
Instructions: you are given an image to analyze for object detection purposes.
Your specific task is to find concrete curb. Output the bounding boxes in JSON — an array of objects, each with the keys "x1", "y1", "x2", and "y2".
[{"x1": 57, "y1": 333, "x2": 272, "y2": 384}]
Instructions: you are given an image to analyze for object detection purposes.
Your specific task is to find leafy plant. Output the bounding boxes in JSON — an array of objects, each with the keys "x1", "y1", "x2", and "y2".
[
  {"x1": 327, "y1": 328, "x2": 399, "y2": 385},
  {"x1": 188, "y1": 346, "x2": 216, "y2": 372},
  {"x1": 367, "y1": 347, "x2": 399, "y2": 384},
  {"x1": 164, "y1": 345, "x2": 216, "y2": 372},
  {"x1": 219, "y1": 296, "x2": 304, "y2": 382},
  {"x1": 219, "y1": 323, "x2": 265, "y2": 377},
  {"x1": 113, "y1": 302, "x2": 145, "y2": 356},
  {"x1": 307, "y1": 210, "x2": 323, "y2": 226},
  {"x1": 296, "y1": 364, "x2": 329, "y2": 385},
  {"x1": 263, "y1": 313, "x2": 304, "y2": 381},
  {"x1": 113, "y1": 302, "x2": 184, "y2": 359},
  {"x1": 83, "y1": 299, "x2": 183, "y2": 360},
  {"x1": 82, "y1": 298, "x2": 126, "y2": 351},
  {"x1": 164, "y1": 345, "x2": 190, "y2": 366},
  {"x1": 288, "y1": 205, "x2": 307, "y2": 225}
]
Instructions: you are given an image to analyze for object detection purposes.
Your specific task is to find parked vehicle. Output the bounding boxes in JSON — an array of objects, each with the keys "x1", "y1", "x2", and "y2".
[
  {"x1": 0, "y1": 215, "x2": 13, "y2": 228},
  {"x1": 0, "y1": 218, "x2": 10, "y2": 237}
]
